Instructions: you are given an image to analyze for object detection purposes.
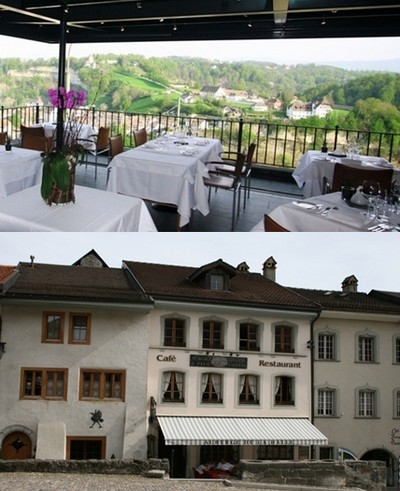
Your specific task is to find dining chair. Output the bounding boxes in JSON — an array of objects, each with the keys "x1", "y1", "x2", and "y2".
[
  {"x1": 82, "y1": 127, "x2": 110, "y2": 179},
  {"x1": 0, "y1": 132, "x2": 7, "y2": 145},
  {"x1": 326, "y1": 162, "x2": 393, "y2": 195},
  {"x1": 264, "y1": 213, "x2": 289, "y2": 232},
  {"x1": 107, "y1": 134, "x2": 124, "y2": 183},
  {"x1": 21, "y1": 132, "x2": 52, "y2": 152},
  {"x1": 207, "y1": 142, "x2": 256, "y2": 209},
  {"x1": 133, "y1": 128, "x2": 148, "y2": 147},
  {"x1": 204, "y1": 151, "x2": 246, "y2": 231}
]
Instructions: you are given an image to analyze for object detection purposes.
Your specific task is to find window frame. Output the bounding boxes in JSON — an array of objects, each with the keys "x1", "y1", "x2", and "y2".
[
  {"x1": 238, "y1": 373, "x2": 260, "y2": 405},
  {"x1": 394, "y1": 389, "x2": 400, "y2": 418},
  {"x1": 394, "y1": 336, "x2": 400, "y2": 364},
  {"x1": 238, "y1": 321, "x2": 260, "y2": 352},
  {"x1": 200, "y1": 372, "x2": 223, "y2": 404},
  {"x1": 317, "y1": 387, "x2": 337, "y2": 417},
  {"x1": 356, "y1": 388, "x2": 378, "y2": 418},
  {"x1": 163, "y1": 316, "x2": 187, "y2": 348},
  {"x1": 79, "y1": 369, "x2": 126, "y2": 401},
  {"x1": 274, "y1": 375, "x2": 295, "y2": 406},
  {"x1": 356, "y1": 333, "x2": 377, "y2": 363},
  {"x1": 317, "y1": 332, "x2": 337, "y2": 361},
  {"x1": 20, "y1": 367, "x2": 68, "y2": 400},
  {"x1": 274, "y1": 324, "x2": 295, "y2": 354},
  {"x1": 68, "y1": 313, "x2": 91, "y2": 345},
  {"x1": 209, "y1": 273, "x2": 225, "y2": 291},
  {"x1": 41, "y1": 311, "x2": 65, "y2": 344},
  {"x1": 161, "y1": 370, "x2": 185, "y2": 403},
  {"x1": 202, "y1": 319, "x2": 224, "y2": 350}
]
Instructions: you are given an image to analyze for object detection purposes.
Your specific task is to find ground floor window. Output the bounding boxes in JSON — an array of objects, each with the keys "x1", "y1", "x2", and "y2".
[
  {"x1": 66, "y1": 437, "x2": 106, "y2": 459},
  {"x1": 258, "y1": 445, "x2": 294, "y2": 460},
  {"x1": 320, "y1": 446, "x2": 335, "y2": 459}
]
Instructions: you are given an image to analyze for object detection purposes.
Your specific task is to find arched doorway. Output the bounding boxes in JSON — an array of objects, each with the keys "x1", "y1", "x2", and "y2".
[
  {"x1": 2, "y1": 431, "x2": 32, "y2": 459},
  {"x1": 361, "y1": 448, "x2": 397, "y2": 487}
]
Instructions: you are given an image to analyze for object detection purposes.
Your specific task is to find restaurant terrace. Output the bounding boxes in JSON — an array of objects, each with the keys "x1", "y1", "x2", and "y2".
[{"x1": 0, "y1": 1, "x2": 399, "y2": 232}]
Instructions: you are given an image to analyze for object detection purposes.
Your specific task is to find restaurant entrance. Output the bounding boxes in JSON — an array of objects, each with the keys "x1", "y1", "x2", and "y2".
[{"x1": 158, "y1": 429, "x2": 187, "y2": 478}]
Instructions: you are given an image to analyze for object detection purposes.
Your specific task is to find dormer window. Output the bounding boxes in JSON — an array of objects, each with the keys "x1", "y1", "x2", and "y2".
[{"x1": 210, "y1": 274, "x2": 224, "y2": 291}]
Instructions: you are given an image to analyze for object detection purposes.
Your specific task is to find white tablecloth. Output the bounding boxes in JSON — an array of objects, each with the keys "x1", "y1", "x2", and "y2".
[
  {"x1": 107, "y1": 135, "x2": 223, "y2": 227},
  {"x1": 292, "y1": 150, "x2": 399, "y2": 198},
  {"x1": 252, "y1": 192, "x2": 398, "y2": 232},
  {"x1": 0, "y1": 185, "x2": 157, "y2": 232},
  {"x1": 42, "y1": 123, "x2": 96, "y2": 150},
  {"x1": 0, "y1": 146, "x2": 42, "y2": 199}
]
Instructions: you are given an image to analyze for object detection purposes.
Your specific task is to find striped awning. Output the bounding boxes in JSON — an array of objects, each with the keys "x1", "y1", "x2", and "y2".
[{"x1": 157, "y1": 416, "x2": 328, "y2": 446}]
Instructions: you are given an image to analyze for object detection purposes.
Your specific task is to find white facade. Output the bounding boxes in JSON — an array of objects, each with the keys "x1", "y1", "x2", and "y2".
[
  {"x1": 312, "y1": 308, "x2": 400, "y2": 486},
  {"x1": 146, "y1": 302, "x2": 317, "y2": 476},
  {"x1": 0, "y1": 301, "x2": 150, "y2": 460}
]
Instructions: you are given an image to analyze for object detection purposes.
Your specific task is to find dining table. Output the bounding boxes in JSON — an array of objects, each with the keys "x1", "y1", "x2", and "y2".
[
  {"x1": 0, "y1": 185, "x2": 157, "y2": 232},
  {"x1": 292, "y1": 150, "x2": 400, "y2": 198},
  {"x1": 40, "y1": 122, "x2": 97, "y2": 150},
  {"x1": 106, "y1": 134, "x2": 223, "y2": 228},
  {"x1": 0, "y1": 145, "x2": 42, "y2": 199},
  {"x1": 251, "y1": 192, "x2": 400, "y2": 232}
]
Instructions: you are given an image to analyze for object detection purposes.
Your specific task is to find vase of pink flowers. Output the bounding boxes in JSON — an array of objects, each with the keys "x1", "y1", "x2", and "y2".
[{"x1": 40, "y1": 87, "x2": 87, "y2": 205}]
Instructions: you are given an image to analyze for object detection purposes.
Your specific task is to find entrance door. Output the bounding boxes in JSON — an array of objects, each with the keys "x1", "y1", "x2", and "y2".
[
  {"x1": 2, "y1": 432, "x2": 32, "y2": 459},
  {"x1": 158, "y1": 428, "x2": 186, "y2": 478},
  {"x1": 67, "y1": 437, "x2": 106, "y2": 459}
]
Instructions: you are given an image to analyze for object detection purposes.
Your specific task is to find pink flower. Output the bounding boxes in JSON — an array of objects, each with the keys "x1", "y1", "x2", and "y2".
[{"x1": 48, "y1": 87, "x2": 87, "y2": 109}]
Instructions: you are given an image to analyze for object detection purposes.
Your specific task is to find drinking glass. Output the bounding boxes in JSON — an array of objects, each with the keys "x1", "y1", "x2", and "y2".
[{"x1": 362, "y1": 180, "x2": 381, "y2": 218}]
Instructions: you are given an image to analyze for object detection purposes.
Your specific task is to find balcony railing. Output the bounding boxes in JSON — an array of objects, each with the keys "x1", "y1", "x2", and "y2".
[{"x1": 2, "y1": 104, "x2": 399, "y2": 170}]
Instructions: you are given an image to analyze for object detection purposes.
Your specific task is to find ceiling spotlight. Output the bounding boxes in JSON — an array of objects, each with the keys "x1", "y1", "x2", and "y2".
[
  {"x1": 120, "y1": 26, "x2": 125, "y2": 32},
  {"x1": 63, "y1": 5, "x2": 69, "y2": 14},
  {"x1": 321, "y1": 19, "x2": 326, "y2": 25},
  {"x1": 248, "y1": 21, "x2": 253, "y2": 28},
  {"x1": 136, "y1": 1, "x2": 142, "y2": 8},
  {"x1": 173, "y1": 23, "x2": 177, "y2": 31},
  {"x1": 160, "y1": 18, "x2": 164, "y2": 23}
]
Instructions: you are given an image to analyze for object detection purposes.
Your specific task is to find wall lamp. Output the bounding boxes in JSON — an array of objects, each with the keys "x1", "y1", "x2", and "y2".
[{"x1": 0, "y1": 341, "x2": 6, "y2": 359}]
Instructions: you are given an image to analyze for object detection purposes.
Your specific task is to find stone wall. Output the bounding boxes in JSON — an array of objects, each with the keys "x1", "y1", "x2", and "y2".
[
  {"x1": 238, "y1": 459, "x2": 386, "y2": 491},
  {"x1": 0, "y1": 458, "x2": 169, "y2": 477}
]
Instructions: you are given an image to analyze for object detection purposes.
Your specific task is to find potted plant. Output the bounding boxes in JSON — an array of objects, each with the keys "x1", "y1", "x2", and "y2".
[{"x1": 40, "y1": 87, "x2": 86, "y2": 205}]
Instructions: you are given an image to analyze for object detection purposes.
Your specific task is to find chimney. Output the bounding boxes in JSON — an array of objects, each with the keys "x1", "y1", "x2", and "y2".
[
  {"x1": 30, "y1": 255, "x2": 35, "y2": 268},
  {"x1": 342, "y1": 275, "x2": 358, "y2": 293},
  {"x1": 237, "y1": 261, "x2": 250, "y2": 272},
  {"x1": 263, "y1": 256, "x2": 277, "y2": 282}
]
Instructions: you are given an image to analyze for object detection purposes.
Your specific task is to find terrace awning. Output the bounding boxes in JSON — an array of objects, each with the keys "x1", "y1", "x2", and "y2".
[{"x1": 157, "y1": 416, "x2": 328, "y2": 446}]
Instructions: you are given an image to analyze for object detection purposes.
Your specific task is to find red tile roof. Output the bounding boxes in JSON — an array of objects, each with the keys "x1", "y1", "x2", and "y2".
[
  {"x1": 123, "y1": 261, "x2": 318, "y2": 312},
  {"x1": 4, "y1": 262, "x2": 151, "y2": 304},
  {"x1": 0, "y1": 265, "x2": 16, "y2": 284},
  {"x1": 288, "y1": 287, "x2": 400, "y2": 314}
]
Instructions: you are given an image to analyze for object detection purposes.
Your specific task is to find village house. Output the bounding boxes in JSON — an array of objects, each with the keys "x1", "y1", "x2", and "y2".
[
  {"x1": 286, "y1": 99, "x2": 333, "y2": 119},
  {"x1": 0, "y1": 252, "x2": 399, "y2": 486}
]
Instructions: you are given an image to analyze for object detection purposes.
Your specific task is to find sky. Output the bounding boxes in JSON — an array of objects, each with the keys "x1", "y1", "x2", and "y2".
[
  {"x1": 1, "y1": 233, "x2": 399, "y2": 294},
  {"x1": 0, "y1": 35, "x2": 399, "y2": 68}
]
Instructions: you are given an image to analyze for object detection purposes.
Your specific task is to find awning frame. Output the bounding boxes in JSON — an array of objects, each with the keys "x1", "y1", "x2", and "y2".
[{"x1": 157, "y1": 416, "x2": 328, "y2": 446}]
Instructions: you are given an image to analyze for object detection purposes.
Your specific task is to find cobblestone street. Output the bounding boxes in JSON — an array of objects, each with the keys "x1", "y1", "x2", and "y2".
[{"x1": 0, "y1": 473, "x2": 233, "y2": 491}]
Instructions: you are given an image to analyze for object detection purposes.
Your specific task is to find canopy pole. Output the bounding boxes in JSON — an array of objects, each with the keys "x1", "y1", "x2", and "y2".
[{"x1": 56, "y1": 9, "x2": 67, "y2": 151}]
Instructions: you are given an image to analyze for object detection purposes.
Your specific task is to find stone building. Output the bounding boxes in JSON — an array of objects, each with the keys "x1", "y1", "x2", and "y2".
[
  {"x1": 0, "y1": 252, "x2": 152, "y2": 460},
  {"x1": 0, "y1": 252, "x2": 399, "y2": 485}
]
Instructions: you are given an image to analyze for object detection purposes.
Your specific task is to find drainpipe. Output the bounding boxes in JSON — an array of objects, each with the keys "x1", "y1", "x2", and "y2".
[{"x1": 309, "y1": 311, "x2": 320, "y2": 458}]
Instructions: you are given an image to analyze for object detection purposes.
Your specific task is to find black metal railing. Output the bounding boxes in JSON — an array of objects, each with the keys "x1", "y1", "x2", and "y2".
[{"x1": 1, "y1": 104, "x2": 399, "y2": 170}]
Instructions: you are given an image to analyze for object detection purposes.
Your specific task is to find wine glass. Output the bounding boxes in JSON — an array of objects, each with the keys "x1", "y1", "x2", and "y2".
[{"x1": 362, "y1": 180, "x2": 381, "y2": 218}]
